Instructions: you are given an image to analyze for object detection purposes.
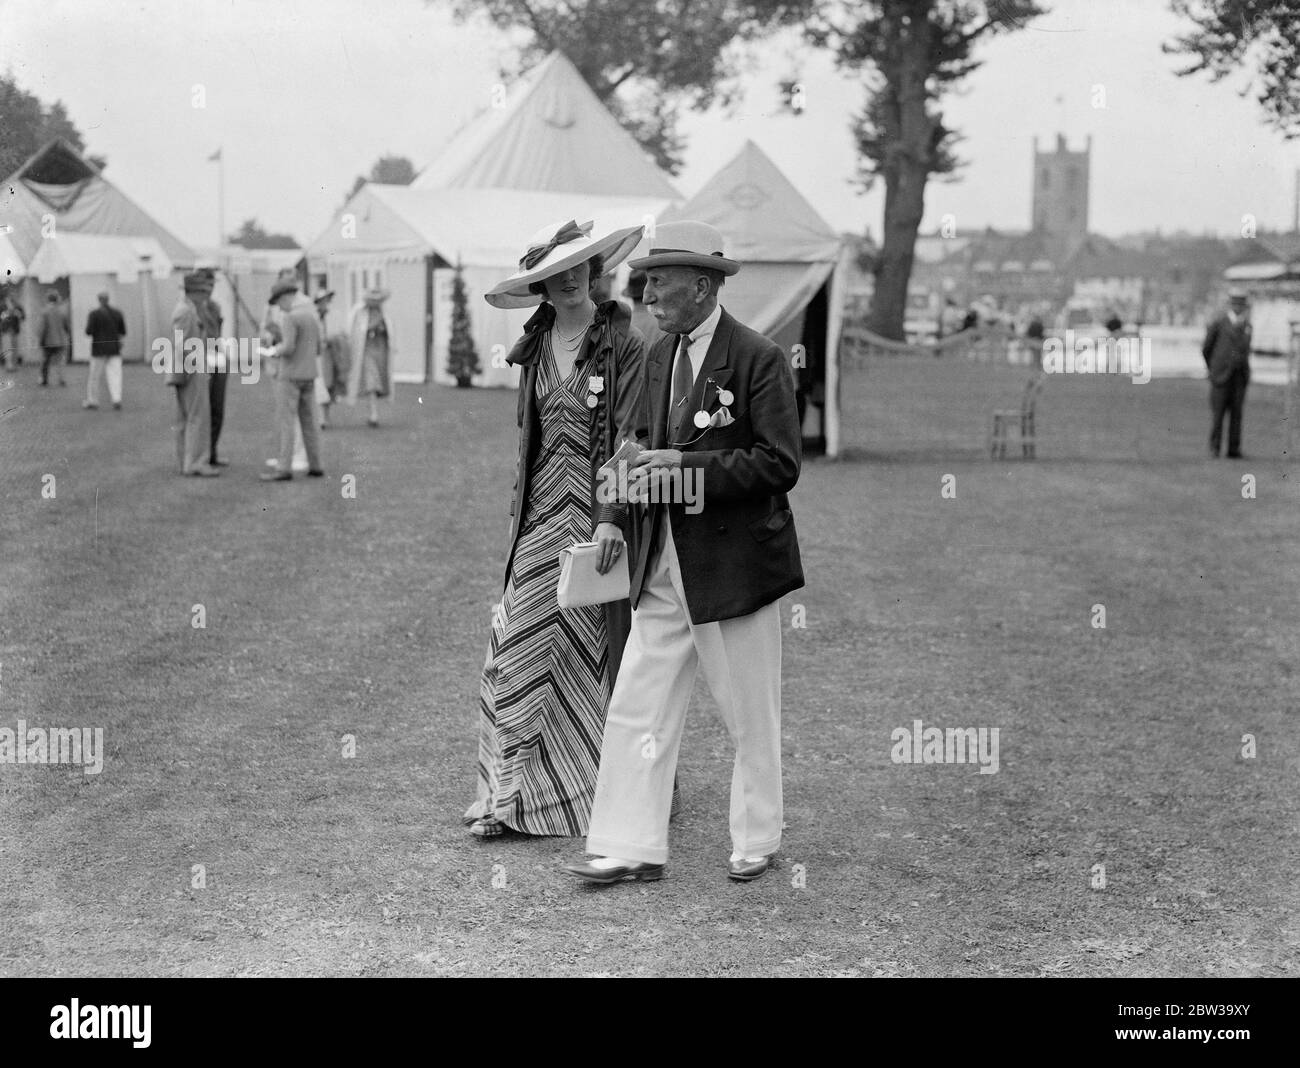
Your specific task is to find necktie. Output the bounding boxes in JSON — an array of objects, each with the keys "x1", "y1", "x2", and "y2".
[{"x1": 668, "y1": 333, "x2": 693, "y2": 442}]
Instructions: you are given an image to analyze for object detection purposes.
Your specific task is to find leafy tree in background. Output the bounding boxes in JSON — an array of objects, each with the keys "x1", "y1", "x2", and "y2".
[
  {"x1": 438, "y1": 0, "x2": 815, "y2": 174},
  {"x1": 0, "y1": 73, "x2": 106, "y2": 178},
  {"x1": 804, "y1": 0, "x2": 1046, "y2": 339},
  {"x1": 345, "y1": 154, "x2": 418, "y2": 201},
  {"x1": 446, "y1": 262, "x2": 481, "y2": 387},
  {"x1": 227, "y1": 218, "x2": 300, "y2": 250},
  {"x1": 1166, "y1": 0, "x2": 1300, "y2": 137}
]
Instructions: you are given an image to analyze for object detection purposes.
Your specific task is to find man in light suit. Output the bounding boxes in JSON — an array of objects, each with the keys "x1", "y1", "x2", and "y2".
[
  {"x1": 1202, "y1": 289, "x2": 1252, "y2": 459},
  {"x1": 169, "y1": 273, "x2": 220, "y2": 477},
  {"x1": 260, "y1": 280, "x2": 324, "y2": 482},
  {"x1": 565, "y1": 221, "x2": 804, "y2": 885}
]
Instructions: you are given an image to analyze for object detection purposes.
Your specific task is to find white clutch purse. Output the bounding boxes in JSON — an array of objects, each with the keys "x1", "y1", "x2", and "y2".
[{"x1": 557, "y1": 541, "x2": 630, "y2": 608}]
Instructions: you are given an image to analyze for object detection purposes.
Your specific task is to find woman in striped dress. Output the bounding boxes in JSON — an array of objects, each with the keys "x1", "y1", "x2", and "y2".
[{"x1": 464, "y1": 220, "x2": 647, "y2": 838}]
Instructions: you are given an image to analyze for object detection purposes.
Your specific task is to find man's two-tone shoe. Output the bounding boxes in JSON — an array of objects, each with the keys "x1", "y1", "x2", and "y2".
[
  {"x1": 727, "y1": 855, "x2": 776, "y2": 882},
  {"x1": 563, "y1": 859, "x2": 665, "y2": 885}
]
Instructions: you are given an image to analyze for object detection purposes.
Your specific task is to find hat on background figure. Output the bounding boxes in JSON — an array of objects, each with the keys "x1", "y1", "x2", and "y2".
[{"x1": 269, "y1": 279, "x2": 300, "y2": 303}]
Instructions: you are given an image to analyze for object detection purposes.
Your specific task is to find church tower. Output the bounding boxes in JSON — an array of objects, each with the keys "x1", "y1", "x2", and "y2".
[{"x1": 1032, "y1": 134, "x2": 1090, "y2": 255}]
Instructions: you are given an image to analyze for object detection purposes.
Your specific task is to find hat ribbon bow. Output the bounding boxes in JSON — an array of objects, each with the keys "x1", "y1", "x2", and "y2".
[{"x1": 521, "y1": 219, "x2": 592, "y2": 271}]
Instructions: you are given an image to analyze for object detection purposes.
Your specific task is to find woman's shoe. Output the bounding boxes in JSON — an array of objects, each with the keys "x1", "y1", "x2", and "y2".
[{"x1": 469, "y1": 817, "x2": 506, "y2": 838}]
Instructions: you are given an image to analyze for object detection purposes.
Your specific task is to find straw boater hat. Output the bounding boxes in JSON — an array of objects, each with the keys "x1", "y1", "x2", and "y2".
[
  {"x1": 628, "y1": 221, "x2": 740, "y2": 276},
  {"x1": 485, "y1": 219, "x2": 645, "y2": 309}
]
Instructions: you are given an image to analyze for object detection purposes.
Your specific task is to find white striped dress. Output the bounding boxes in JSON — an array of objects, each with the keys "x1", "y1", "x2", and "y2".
[{"x1": 465, "y1": 336, "x2": 609, "y2": 835}]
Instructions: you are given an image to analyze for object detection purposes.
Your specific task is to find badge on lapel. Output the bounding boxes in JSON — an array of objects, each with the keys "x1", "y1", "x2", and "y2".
[{"x1": 587, "y1": 374, "x2": 604, "y2": 409}]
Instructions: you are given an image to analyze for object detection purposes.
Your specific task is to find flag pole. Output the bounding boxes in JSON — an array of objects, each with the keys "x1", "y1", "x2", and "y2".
[{"x1": 217, "y1": 148, "x2": 225, "y2": 248}]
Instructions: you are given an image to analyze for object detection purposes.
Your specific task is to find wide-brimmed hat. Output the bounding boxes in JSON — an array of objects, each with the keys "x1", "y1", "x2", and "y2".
[
  {"x1": 362, "y1": 287, "x2": 390, "y2": 303},
  {"x1": 268, "y1": 279, "x2": 299, "y2": 303},
  {"x1": 313, "y1": 287, "x2": 335, "y2": 304},
  {"x1": 485, "y1": 219, "x2": 645, "y2": 309},
  {"x1": 628, "y1": 221, "x2": 740, "y2": 276},
  {"x1": 1227, "y1": 287, "x2": 1248, "y2": 302}
]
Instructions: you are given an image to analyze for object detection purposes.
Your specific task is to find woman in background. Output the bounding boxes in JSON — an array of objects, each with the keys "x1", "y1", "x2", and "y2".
[{"x1": 346, "y1": 287, "x2": 393, "y2": 427}]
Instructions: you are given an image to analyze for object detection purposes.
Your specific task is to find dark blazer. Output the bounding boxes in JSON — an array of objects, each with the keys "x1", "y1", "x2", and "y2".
[
  {"x1": 504, "y1": 299, "x2": 645, "y2": 682},
  {"x1": 1202, "y1": 313, "x2": 1251, "y2": 386},
  {"x1": 630, "y1": 305, "x2": 804, "y2": 625}
]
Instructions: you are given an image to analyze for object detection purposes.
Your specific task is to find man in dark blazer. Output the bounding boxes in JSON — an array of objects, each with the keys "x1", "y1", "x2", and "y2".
[
  {"x1": 1202, "y1": 289, "x2": 1252, "y2": 458},
  {"x1": 565, "y1": 221, "x2": 804, "y2": 885}
]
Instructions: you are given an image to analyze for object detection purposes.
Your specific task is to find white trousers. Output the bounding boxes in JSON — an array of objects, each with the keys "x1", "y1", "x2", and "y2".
[
  {"x1": 86, "y1": 356, "x2": 122, "y2": 405},
  {"x1": 586, "y1": 518, "x2": 783, "y2": 865}
]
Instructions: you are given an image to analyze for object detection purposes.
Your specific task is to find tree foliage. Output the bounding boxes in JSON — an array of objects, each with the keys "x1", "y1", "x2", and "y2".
[
  {"x1": 1166, "y1": 0, "x2": 1300, "y2": 136},
  {"x1": 439, "y1": 0, "x2": 815, "y2": 173},
  {"x1": 0, "y1": 73, "x2": 105, "y2": 179},
  {"x1": 805, "y1": 0, "x2": 1045, "y2": 338},
  {"x1": 446, "y1": 262, "x2": 481, "y2": 386},
  {"x1": 346, "y1": 154, "x2": 418, "y2": 201},
  {"x1": 227, "y1": 218, "x2": 300, "y2": 250}
]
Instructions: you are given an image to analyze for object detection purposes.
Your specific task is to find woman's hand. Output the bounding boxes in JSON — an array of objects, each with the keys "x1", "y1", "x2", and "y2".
[{"x1": 593, "y1": 521, "x2": 625, "y2": 575}]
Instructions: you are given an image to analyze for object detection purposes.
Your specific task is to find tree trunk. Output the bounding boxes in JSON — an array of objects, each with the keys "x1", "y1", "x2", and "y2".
[
  {"x1": 870, "y1": 163, "x2": 927, "y2": 340},
  {"x1": 868, "y1": 3, "x2": 937, "y2": 341}
]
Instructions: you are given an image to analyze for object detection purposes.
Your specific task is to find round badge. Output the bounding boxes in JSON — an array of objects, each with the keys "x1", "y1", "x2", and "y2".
[
  {"x1": 586, "y1": 394, "x2": 598, "y2": 408},
  {"x1": 693, "y1": 410, "x2": 710, "y2": 429},
  {"x1": 718, "y1": 389, "x2": 734, "y2": 406}
]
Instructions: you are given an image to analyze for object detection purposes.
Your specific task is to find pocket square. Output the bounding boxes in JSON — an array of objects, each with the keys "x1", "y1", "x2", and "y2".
[{"x1": 708, "y1": 406, "x2": 735, "y2": 428}]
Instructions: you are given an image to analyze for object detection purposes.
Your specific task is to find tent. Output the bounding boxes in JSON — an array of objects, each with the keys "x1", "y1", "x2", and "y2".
[
  {"x1": 0, "y1": 139, "x2": 196, "y2": 363},
  {"x1": 305, "y1": 51, "x2": 681, "y2": 386},
  {"x1": 668, "y1": 140, "x2": 848, "y2": 457},
  {"x1": 414, "y1": 52, "x2": 678, "y2": 200}
]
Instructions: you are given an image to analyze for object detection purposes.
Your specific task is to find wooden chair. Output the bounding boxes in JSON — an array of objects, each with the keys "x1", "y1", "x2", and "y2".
[{"x1": 989, "y1": 374, "x2": 1045, "y2": 459}]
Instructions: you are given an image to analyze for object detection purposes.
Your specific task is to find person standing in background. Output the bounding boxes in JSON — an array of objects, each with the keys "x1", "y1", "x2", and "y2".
[
  {"x1": 169, "y1": 273, "x2": 219, "y2": 477},
  {"x1": 1, "y1": 294, "x2": 25, "y2": 371},
  {"x1": 623, "y1": 268, "x2": 665, "y2": 351},
  {"x1": 346, "y1": 287, "x2": 393, "y2": 428},
  {"x1": 260, "y1": 279, "x2": 324, "y2": 482},
  {"x1": 261, "y1": 267, "x2": 314, "y2": 469},
  {"x1": 313, "y1": 287, "x2": 345, "y2": 428},
  {"x1": 197, "y1": 269, "x2": 230, "y2": 466},
  {"x1": 82, "y1": 291, "x2": 126, "y2": 410},
  {"x1": 38, "y1": 291, "x2": 70, "y2": 387},
  {"x1": 1202, "y1": 288, "x2": 1252, "y2": 459}
]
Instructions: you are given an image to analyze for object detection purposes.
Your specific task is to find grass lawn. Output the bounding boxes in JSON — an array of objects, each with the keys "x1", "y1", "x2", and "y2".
[{"x1": 1, "y1": 356, "x2": 1297, "y2": 977}]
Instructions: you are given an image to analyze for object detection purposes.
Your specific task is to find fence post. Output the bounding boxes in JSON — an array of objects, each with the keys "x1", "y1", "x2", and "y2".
[{"x1": 1288, "y1": 321, "x2": 1300, "y2": 458}]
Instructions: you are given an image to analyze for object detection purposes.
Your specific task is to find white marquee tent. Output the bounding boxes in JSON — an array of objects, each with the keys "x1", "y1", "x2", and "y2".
[
  {"x1": 667, "y1": 140, "x2": 849, "y2": 457},
  {"x1": 0, "y1": 139, "x2": 195, "y2": 363},
  {"x1": 305, "y1": 52, "x2": 680, "y2": 387}
]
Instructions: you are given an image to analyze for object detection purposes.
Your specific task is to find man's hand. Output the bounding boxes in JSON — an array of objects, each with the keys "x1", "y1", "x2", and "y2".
[
  {"x1": 627, "y1": 449, "x2": 683, "y2": 501},
  {"x1": 593, "y1": 521, "x2": 624, "y2": 575}
]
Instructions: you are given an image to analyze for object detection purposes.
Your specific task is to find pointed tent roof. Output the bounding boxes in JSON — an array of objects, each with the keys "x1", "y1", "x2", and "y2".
[
  {"x1": 0, "y1": 138, "x2": 195, "y2": 268},
  {"x1": 672, "y1": 140, "x2": 840, "y2": 263},
  {"x1": 415, "y1": 52, "x2": 679, "y2": 200}
]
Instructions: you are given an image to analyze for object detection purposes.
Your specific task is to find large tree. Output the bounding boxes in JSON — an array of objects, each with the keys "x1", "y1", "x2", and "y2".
[
  {"x1": 0, "y1": 73, "x2": 105, "y2": 178},
  {"x1": 807, "y1": 0, "x2": 1045, "y2": 339},
  {"x1": 1165, "y1": 0, "x2": 1300, "y2": 137},
  {"x1": 439, "y1": 0, "x2": 815, "y2": 173}
]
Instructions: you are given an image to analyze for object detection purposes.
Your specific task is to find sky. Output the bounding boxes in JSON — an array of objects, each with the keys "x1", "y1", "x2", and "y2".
[{"x1": 0, "y1": 0, "x2": 1294, "y2": 249}]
